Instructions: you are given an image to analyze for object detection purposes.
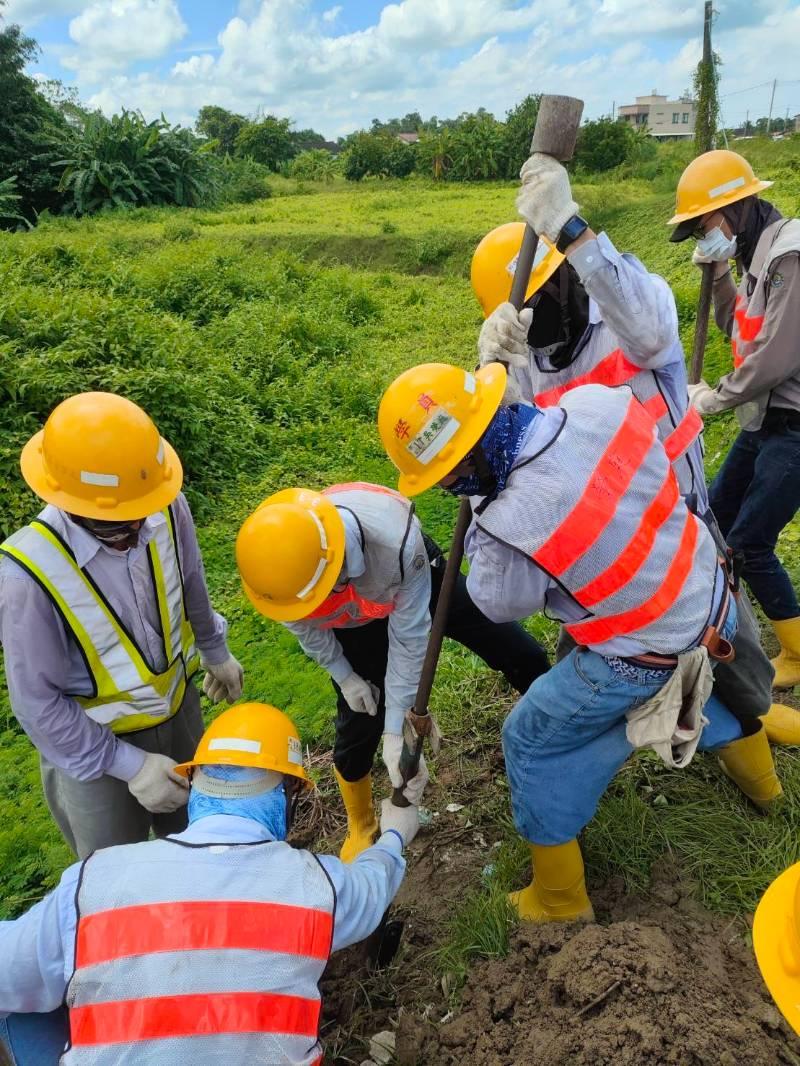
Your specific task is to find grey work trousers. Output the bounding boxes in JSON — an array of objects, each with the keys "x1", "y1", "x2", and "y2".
[
  {"x1": 556, "y1": 584, "x2": 772, "y2": 726},
  {"x1": 41, "y1": 683, "x2": 204, "y2": 859}
]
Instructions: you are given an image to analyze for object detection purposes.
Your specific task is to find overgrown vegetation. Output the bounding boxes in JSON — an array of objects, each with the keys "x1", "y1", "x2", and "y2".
[{"x1": 1, "y1": 126, "x2": 799, "y2": 994}]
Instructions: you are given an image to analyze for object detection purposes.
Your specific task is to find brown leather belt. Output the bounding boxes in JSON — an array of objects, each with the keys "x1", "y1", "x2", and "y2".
[{"x1": 625, "y1": 580, "x2": 735, "y2": 669}]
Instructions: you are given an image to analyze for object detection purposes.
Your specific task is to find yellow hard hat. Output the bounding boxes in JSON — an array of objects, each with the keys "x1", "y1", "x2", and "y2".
[
  {"x1": 753, "y1": 862, "x2": 800, "y2": 1035},
  {"x1": 668, "y1": 150, "x2": 773, "y2": 239},
  {"x1": 174, "y1": 702, "x2": 311, "y2": 787},
  {"x1": 471, "y1": 222, "x2": 565, "y2": 318},
  {"x1": 378, "y1": 362, "x2": 506, "y2": 497},
  {"x1": 236, "y1": 487, "x2": 345, "y2": 622},
  {"x1": 20, "y1": 392, "x2": 182, "y2": 521}
]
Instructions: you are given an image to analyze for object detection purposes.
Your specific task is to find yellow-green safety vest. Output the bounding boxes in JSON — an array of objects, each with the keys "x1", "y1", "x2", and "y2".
[{"x1": 0, "y1": 508, "x2": 200, "y2": 734}]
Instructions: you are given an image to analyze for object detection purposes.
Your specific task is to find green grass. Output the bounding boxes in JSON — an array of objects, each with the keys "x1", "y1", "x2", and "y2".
[{"x1": 1, "y1": 139, "x2": 800, "y2": 928}]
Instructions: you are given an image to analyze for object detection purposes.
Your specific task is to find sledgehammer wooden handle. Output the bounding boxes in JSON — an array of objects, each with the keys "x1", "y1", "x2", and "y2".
[{"x1": 509, "y1": 94, "x2": 584, "y2": 311}]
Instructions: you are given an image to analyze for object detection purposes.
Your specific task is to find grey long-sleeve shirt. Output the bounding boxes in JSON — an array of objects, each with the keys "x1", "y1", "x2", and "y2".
[
  {"x1": 706, "y1": 243, "x2": 800, "y2": 416},
  {"x1": 285, "y1": 509, "x2": 431, "y2": 735},
  {"x1": 0, "y1": 494, "x2": 228, "y2": 783}
]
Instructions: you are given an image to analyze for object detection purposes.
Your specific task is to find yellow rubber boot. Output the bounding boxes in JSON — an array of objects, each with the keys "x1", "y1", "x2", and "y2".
[
  {"x1": 770, "y1": 617, "x2": 800, "y2": 689},
  {"x1": 762, "y1": 703, "x2": 800, "y2": 746},
  {"x1": 509, "y1": 840, "x2": 595, "y2": 924},
  {"x1": 335, "y1": 770, "x2": 378, "y2": 863},
  {"x1": 718, "y1": 726, "x2": 783, "y2": 810}
]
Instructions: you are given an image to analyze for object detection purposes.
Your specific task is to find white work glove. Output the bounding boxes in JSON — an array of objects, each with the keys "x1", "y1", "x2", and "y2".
[
  {"x1": 478, "y1": 303, "x2": 532, "y2": 369},
  {"x1": 382, "y1": 732, "x2": 429, "y2": 805},
  {"x1": 380, "y1": 798, "x2": 420, "y2": 848},
  {"x1": 687, "y1": 380, "x2": 723, "y2": 416},
  {"x1": 516, "y1": 153, "x2": 579, "y2": 244},
  {"x1": 340, "y1": 671, "x2": 379, "y2": 716},
  {"x1": 202, "y1": 653, "x2": 244, "y2": 704},
  {"x1": 128, "y1": 752, "x2": 189, "y2": 814}
]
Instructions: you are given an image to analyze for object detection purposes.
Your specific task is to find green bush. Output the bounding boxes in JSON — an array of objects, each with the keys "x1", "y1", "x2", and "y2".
[
  {"x1": 216, "y1": 156, "x2": 273, "y2": 204},
  {"x1": 289, "y1": 149, "x2": 338, "y2": 183}
]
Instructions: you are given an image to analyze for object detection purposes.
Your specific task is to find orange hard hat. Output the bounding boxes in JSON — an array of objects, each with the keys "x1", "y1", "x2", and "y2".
[
  {"x1": 174, "y1": 702, "x2": 311, "y2": 787},
  {"x1": 20, "y1": 392, "x2": 182, "y2": 520}
]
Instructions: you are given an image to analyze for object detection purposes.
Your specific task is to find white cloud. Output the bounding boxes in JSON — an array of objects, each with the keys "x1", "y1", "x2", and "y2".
[
  {"x1": 322, "y1": 4, "x2": 341, "y2": 22},
  {"x1": 63, "y1": 0, "x2": 187, "y2": 77},
  {"x1": 4, "y1": 0, "x2": 85, "y2": 24},
  {"x1": 52, "y1": 0, "x2": 800, "y2": 138}
]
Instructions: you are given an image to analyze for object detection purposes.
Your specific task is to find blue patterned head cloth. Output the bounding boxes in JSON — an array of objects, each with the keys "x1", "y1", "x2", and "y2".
[{"x1": 188, "y1": 764, "x2": 288, "y2": 840}]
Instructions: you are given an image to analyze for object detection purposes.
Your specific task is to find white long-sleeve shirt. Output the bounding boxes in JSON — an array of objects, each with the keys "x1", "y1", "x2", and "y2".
[
  {"x1": 0, "y1": 814, "x2": 405, "y2": 1017},
  {"x1": 285, "y1": 509, "x2": 431, "y2": 734}
]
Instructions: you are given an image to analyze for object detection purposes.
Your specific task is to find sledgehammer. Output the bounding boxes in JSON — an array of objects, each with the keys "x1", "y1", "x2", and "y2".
[{"x1": 391, "y1": 94, "x2": 585, "y2": 807}]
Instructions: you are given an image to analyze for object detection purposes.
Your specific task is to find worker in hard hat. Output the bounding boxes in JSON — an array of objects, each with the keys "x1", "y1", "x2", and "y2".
[
  {"x1": 753, "y1": 861, "x2": 800, "y2": 1037},
  {"x1": 377, "y1": 362, "x2": 782, "y2": 923},
  {"x1": 471, "y1": 151, "x2": 800, "y2": 747},
  {"x1": 669, "y1": 149, "x2": 800, "y2": 692},
  {"x1": 236, "y1": 481, "x2": 550, "y2": 862},
  {"x1": 0, "y1": 392, "x2": 244, "y2": 859},
  {"x1": 0, "y1": 703, "x2": 414, "y2": 1065}
]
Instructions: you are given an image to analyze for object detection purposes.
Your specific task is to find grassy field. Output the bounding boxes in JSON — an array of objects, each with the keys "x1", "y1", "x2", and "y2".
[{"x1": 1, "y1": 140, "x2": 800, "y2": 941}]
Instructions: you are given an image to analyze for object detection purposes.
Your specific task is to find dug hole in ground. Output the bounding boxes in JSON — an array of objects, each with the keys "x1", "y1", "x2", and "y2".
[{"x1": 290, "y1": 674, "x2": 800, "y2": 1066}]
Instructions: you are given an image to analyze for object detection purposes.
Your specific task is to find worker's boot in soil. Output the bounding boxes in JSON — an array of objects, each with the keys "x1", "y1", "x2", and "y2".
[
  {"x1": 335, "y1": 769, "x2": 379, "y2": 863},
  {"x1": 762, "y1": 703, "x2": 800, "y2": 746},
  {"x1": 769, "y1": 617, "x2": 800, "y2": 689},
  {"x1": 509, "y1": 840, "x2": 595, "y2": 924},
  {"x1": 718, "y1": 725, "x2": 783, "y2": 810}
]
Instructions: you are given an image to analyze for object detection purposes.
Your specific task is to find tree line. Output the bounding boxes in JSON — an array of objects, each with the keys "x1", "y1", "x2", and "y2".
[{"x1": 2, "y1": 4, "x2": 794, "y2": 229}]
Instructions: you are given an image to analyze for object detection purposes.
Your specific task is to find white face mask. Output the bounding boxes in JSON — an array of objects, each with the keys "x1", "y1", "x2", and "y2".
[{"x1": 696, "y1": 226, "x2": 738, "y2": 262}]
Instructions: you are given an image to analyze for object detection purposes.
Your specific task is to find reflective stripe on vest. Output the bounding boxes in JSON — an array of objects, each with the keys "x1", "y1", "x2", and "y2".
[
  {"x1": 0, "y1": 509, "x2": 198, "y2": 734},
  {"x1": 307, "y1": 482, "x2": 408, "y2": 628},
  {"x1": 732, "y1": 294, "x2": 766, "y2": 368},
  {"x1": 307, "y1": 583, "x2": 394, "y2": 628},
  {"x1": 477, "y1": 385, "x2": 716, "y2": 654},
  {"x1": 64, "y1": 839, "x2": 334, "y2": 1066},
  {"x1": 533, "y1": 347, "x2": 702, "y2": 488}
]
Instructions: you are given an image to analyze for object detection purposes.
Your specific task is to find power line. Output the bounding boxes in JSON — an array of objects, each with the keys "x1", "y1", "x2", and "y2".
[{"x1": 720, "y1": 80, "x2": 773, "y2": 99}]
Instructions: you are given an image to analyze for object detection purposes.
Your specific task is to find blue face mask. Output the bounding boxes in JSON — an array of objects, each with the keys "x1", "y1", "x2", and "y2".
[
  {"x1": 697, "y1": 227, "x2": 738, "y2": 262},
  {"x1": 188, "y1": 764, "x2": 289, "y2": 840},
  {"x1": 447, "y1": 403, "x2": 539, "y2": 499}
]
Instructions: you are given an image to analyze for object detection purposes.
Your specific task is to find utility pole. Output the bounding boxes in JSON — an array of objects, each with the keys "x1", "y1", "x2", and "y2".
[
  {"x1": 745, "y1": 109, "x2": 749, "y2": 135},
  {"x1": 690, "y1": 0, "x2": 718, "y2": 384},
  {"x1": 766, "y1": 78, "x2": 777, "y2": 134}
]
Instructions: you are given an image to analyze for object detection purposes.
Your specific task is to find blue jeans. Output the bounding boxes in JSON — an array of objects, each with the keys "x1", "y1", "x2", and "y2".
[
  {"x1": 0, "y1": 1008, "x2": 69, "y2": 1065},
  {"x1": 502, "y1": 606, "x2": 742, "y2": 845},
  {"x1": 709, "y1": 416, "x2": 800, "y2": 620}
]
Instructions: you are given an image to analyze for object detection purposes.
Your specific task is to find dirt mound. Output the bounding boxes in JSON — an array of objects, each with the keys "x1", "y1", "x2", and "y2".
[{"x1": 396, "y1": 868, "x2": 799, "y2": 1066}]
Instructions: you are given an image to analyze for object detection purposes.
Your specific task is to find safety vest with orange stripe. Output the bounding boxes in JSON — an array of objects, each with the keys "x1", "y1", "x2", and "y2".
[
  {"x1": 731, "y1": 219, "x2": 800, "y2": 369},
  {"x1": 477, "y1": 384, "x2": 720, "y2": 654},
  {"x1": 529, "y1": 335, "x2": 703, "y2": 505},
  {"x1": 305, "y1": 482, "x2": 420, "y2": 629},
  {"x1": 62, "y1": 836, "x2": 335, "y2": 1065}
]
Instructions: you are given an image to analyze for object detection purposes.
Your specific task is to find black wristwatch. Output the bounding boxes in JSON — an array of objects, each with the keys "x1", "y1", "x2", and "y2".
[{"x1": 556, "y1": 214, "x2": 590, "y2": 254}]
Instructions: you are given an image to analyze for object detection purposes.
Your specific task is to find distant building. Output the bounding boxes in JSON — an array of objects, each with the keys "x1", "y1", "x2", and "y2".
[
  {"x1": 618, "y1": 92, "x2": 696, "y2": 140},
  {"x1": 795, "y1": 114, "x2": 800, "y2": 134},
  {"x1": 396, "y1": 132, "x2": 420, "y2": 144}
]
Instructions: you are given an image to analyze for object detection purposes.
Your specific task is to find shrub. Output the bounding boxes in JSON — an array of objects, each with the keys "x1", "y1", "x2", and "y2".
[
  {"x1": 216, "y1": 156, "x2": 273, "y2": 204},
  {"x1": 573, "y1": 118, "x2": 637, "y2": 173},
  {"x1": 289, "y1": 149, "x2": 338, "y2": 183}
]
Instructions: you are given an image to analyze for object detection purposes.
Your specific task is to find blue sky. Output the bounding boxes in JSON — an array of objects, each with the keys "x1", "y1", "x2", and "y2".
[{"x1": 6, "y1": 0, "x2": 800, "y2": 138}]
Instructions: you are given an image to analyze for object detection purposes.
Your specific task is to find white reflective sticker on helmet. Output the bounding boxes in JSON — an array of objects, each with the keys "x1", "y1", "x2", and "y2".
[
  {"x1": 506, "y1": 241, "x2": 549, "y2": 278},
  {"x1": 80, "y1": 470, "x2": 120, "y2": 487},
  {"x1": 708, "y1": 175, "x2": 746, "y2": 200},
  {"x1": 408, "y1": 410, "x2": 461, "y2": 465},
  {"x1": 156, "y1": 439, "x2": 165, "y2": 465},
  {"x1": 288, "y1": 736, "x2": 302, "y2": 765},
  {"x1": 463, "y1": 371, "x2": 476, "y2": 394},
  {"x1": 209, "y1": 737, "x2": 262, "y2": 754}
]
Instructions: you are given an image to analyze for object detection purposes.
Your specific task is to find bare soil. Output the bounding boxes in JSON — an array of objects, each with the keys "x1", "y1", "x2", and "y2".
[{"x1": 307, "y1": 689, "x2": 800, "y2": 1065}]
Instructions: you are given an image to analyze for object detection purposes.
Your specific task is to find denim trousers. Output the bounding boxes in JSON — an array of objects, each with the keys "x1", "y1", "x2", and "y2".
[
  {"x1": 709, "y1": 415, "x2": 800, "y2": 620},
  {"x1": 502, "y1": 605, "x2": 742, "y2": 845},
  {"x1": 0, "y1": 1008, "x2": 69, "y2": 1065}
]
